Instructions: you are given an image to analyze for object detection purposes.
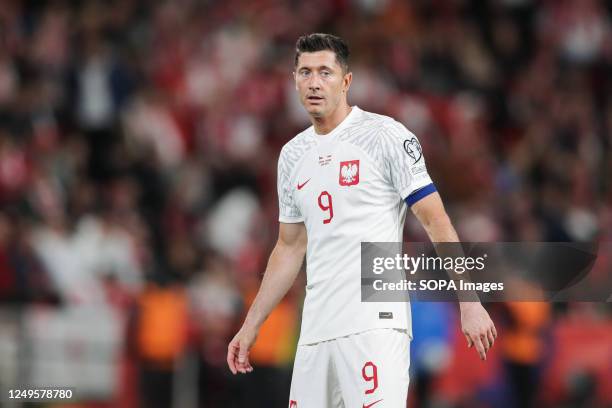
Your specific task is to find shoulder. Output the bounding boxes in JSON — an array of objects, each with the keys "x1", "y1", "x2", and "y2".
[
  {"x1": 278, "y1": 127, "x2": 316, "y2": 178},
  {"x1": 360, "y1": 108, "x2": 398, "y2": 127},
  {"x1": 280, "y1": 127, "x2": 315, "y2": 159},
  {"x1": 376, "y1": 113, "x2": 413, "y2": 138},
  {"x1": 374, "y1": 115, "x2": 418, "y2": 147},
  {"x1": 339, "y1": 109, "x2": 415, "y2": 158},
  {"x1": 347, "y1": 108, "x2": 411, "y2": 140}
]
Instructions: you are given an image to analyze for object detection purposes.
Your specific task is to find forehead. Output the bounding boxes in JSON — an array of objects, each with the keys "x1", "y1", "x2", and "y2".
[{"x1": 296, "y1": 50, "x2": 341, "y2": 70}]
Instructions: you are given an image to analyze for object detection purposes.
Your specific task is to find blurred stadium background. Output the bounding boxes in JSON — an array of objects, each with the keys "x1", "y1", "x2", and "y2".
[{"x1": 0, "y1": 0, "x2": 611, "y2": 407}]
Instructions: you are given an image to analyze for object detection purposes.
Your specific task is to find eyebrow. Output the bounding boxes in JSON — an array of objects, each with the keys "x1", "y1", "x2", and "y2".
[{"x1": 298, "y1": 65, "x2": 335, "y2": 71}]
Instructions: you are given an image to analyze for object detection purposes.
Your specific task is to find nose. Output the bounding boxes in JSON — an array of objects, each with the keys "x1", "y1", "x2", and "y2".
[{"x1": 307, "y1": 73, "x2": 322, "y2": 91}]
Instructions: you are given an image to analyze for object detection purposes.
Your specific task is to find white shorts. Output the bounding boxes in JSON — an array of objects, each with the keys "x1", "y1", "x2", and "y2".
[{"x1": 288, "y1": 329, "x2": 410, "y2": 408}]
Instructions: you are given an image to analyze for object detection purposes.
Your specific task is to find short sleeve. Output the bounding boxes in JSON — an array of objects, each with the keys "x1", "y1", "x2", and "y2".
[
  {"x1": 277, "y1": 149, "x2": 304, "y2": 223},
  {"x1": 380, "y1": 121, "x2": 434, "y2": 200}
]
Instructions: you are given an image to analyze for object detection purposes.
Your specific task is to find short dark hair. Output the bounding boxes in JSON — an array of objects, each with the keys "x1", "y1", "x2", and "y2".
[{"x1": 294, "y1": 33, "x2": 350, "y2": 73}]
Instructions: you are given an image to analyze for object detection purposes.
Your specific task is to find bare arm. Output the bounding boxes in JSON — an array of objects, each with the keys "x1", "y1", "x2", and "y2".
[
  {"x1": 411, "y1": 192, "x2": 460, "y2": 241},
  {"x1": 411, "y1": 192, "x2": 497, "y2": 360},
  {"x1": 227, "y1": 222, "x2": 307, "y2": 374}
]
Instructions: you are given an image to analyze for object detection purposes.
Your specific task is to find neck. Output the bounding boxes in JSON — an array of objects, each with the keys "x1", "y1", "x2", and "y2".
[{"x1": 312, "y1": 102, "x2": 352, "y2": 135}]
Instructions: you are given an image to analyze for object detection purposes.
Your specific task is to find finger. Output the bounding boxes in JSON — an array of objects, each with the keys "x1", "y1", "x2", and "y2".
[
  {"x1": 464, "y1": 333, "x2": 473, "y2": 348},
  {"x1": 241, "y1": 354, "x2": 253, "y2": 373},
  {"x1": 227, "y1": 343, "x2": 238, "y2": 374},
  {"x1": 481, "y1": 333, "x2": 490, "y2": 350},
  {"x1": 242, "y1": 358, "x2": 252, "y2": 373},
  {"x1": 238, "y1": 346, "x2": 249, "y2": 373},
  {"x1": 227, "y1": 343, "x2": 235, "y2": 374},
  {"x1": 492, "y1": 324, "x2": 498, "y2": 339},
  {"x1": 487, "y1": 329, "x2": 495, "y2": 348},
  {"x1": 472, "y1": 335, "x2": 486, "y2": 360}
]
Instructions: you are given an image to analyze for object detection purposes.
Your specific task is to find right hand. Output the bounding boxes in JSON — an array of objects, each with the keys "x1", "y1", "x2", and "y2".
[{"x1": 227, "y1": 326, "x2": 258, "y2": 374}]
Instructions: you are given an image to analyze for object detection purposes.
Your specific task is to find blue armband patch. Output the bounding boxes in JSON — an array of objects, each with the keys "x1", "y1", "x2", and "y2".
[{"x1": 405, "y1": 183, "x2": 437, "y2": 207}]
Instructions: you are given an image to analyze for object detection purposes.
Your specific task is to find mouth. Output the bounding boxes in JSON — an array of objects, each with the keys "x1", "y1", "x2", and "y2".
[{"x1": 307, "y1": 95, "x2": 324, "y2": 104}]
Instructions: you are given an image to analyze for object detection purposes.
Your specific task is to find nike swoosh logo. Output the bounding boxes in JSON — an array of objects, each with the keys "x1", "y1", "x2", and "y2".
[
  {"x1": 297, "y1": 179, "x2": 310, "y2": 190},
  {"x1": 363, "y1": 399, "x2": 383, "y2": 408}
]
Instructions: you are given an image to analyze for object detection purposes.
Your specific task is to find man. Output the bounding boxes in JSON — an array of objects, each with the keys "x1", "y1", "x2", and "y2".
[{"x1": 227, "y1": 33, "x2": 496, "y2": 407}]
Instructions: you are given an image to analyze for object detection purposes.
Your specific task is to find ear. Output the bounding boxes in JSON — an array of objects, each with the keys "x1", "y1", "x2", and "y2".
[
  {"x1": 343, "y1": 71, "x2": 353, "y2": 93},
  {"x1": 293, "y1": 71, "x2": 298, "y2": 91}
]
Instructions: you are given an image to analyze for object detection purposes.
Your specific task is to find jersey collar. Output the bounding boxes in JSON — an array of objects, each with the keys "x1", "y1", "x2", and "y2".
[{"x1": 311, "y1": 105, "x2": 361, "y2": 143}]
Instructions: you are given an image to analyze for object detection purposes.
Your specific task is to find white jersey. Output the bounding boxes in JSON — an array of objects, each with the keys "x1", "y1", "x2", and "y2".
[{"x1": 278, "y1": 106, "x2": 434, "y2": 345}]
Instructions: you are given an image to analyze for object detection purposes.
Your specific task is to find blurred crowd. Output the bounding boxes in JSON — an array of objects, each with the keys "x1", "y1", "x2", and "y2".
[{"x1": 0, "y1": 0, "x2": 611, "y2": 407}]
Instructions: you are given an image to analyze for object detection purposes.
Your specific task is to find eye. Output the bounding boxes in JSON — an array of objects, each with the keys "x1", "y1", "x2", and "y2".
[
  {"x1": 300, "y1": 70, "x2": 310, "y2": 77},
  {"x1": 321, "y1": 71, "x2": 331, "y2": 77}
]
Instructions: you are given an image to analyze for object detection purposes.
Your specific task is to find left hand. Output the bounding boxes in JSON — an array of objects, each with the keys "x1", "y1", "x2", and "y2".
[{"x1": 460, "y1": 302, "x2": 497, "y2": 360}]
